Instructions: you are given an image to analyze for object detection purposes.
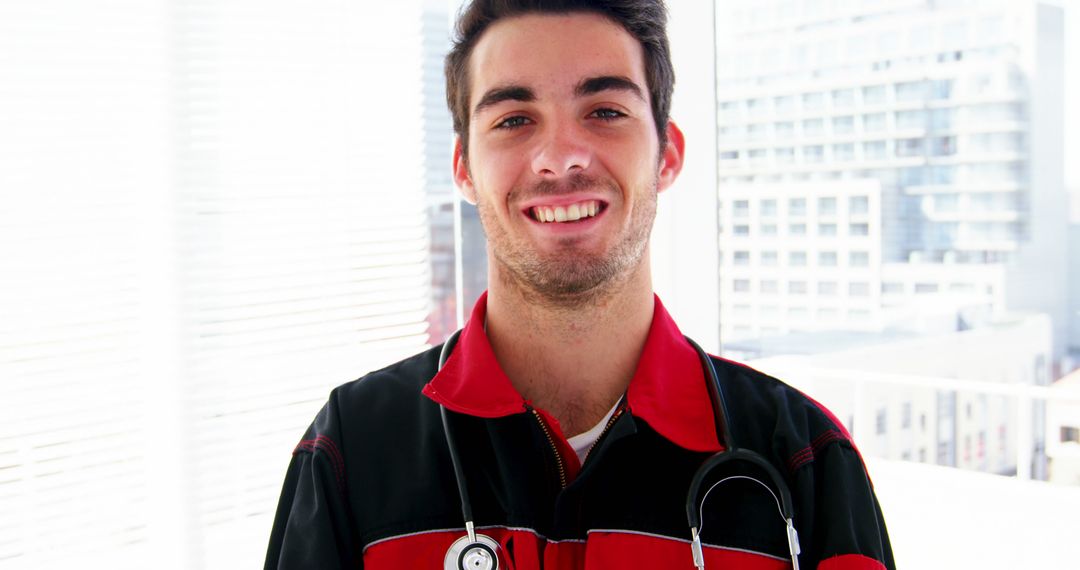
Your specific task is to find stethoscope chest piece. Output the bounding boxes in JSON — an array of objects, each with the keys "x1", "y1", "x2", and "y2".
[{"x1": 443, "y1": 533, "x2": 501, "y2": 570}]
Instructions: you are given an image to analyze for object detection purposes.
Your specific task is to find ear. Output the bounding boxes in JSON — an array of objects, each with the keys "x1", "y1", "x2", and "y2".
[
  {"x1": 453, "y1": 137, "x2": 478, "y2": 205},
  {"x1": 656, "y1": 120, "x2": 685, "y2": 194}
]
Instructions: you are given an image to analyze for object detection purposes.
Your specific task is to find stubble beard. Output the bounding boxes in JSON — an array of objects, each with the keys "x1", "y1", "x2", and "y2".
[{"x1": 475, "y1": 173, "x2": 658, "y2": 309}]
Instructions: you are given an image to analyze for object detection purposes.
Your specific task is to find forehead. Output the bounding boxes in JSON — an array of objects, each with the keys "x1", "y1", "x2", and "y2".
[{"x1": 468, "y1": 12, "x2": 647, "y2": 105}]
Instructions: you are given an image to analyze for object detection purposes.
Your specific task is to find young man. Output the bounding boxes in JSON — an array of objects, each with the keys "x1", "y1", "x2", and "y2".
[{"x1": 265, "y1": 1, "x2": 894, "y2": 569}]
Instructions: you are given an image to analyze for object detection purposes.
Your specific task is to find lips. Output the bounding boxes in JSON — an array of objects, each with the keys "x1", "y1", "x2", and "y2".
[{"x1": 530, "y1": 199, "x2": 604, "y2": 223}]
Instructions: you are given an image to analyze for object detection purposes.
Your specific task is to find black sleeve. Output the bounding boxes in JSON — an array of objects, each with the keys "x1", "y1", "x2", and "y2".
[
  {"x1": 793, "y1": 441, "x2": 895, "y2": 570},
  {"x1": 264, "y1": 404, "x2": 359, "y2": 569}
]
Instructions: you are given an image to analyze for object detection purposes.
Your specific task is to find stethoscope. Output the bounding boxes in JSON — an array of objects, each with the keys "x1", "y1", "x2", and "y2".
[{"x1": 437, "y1": 330, "x2": 801, "y2": 570}]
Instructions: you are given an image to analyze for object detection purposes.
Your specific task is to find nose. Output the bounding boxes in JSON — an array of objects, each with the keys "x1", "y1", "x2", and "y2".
[{"x1": 530, "y1": 121, "x2": 592, "y2": 178}]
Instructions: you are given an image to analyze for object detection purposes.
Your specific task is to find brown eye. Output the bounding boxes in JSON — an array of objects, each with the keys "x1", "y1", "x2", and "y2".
[
  {"x1": 591, "y1": 108, "x2": 625, "y2": 120},
  {"x1": 496, "y1": 116, "x2": 530, "y2": 129}
]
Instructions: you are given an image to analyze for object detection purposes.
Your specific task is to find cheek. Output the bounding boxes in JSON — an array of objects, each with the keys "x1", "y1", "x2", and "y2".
[{"x1": 472, "y1": 153, "x2": 526, "y2": 205}]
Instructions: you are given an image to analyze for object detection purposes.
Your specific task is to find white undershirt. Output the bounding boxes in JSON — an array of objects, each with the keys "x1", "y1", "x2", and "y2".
[{"x1": 566, "y1": 399, "x2": 622, "y2": 465}]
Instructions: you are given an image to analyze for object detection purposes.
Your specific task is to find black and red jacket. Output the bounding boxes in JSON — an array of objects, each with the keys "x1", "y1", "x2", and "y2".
[{"x1": 265, "y1": 293, "x2": 894, "y2": 569}]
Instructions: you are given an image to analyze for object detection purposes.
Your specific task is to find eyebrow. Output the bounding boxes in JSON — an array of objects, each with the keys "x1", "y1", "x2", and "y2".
[
  {"x1": 472, "y1": 75, "x2": 646, "y2": 117},
  {"x1": 574, "y1": 75, "x2": 645, "y2": 101},
  {"x1": 473, "y1": 86, "x2": 535, "y2": 117}
]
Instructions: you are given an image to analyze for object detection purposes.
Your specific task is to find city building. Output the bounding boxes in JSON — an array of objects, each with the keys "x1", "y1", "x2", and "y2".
[
  {"x1": 1047, "y1": 368, "x2": 1080, "y2": 485},
  {"x1": 748, "y1": 312, "x2": 1053, "y2": 478},
  {"x1": 715, "y1": 0, "x2": 1069, "y2": 360}
]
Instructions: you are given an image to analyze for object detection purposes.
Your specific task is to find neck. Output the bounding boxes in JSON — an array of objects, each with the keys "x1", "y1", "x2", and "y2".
[{"x1": 484, "y1": 252, "x2": 655, "y2": 437}]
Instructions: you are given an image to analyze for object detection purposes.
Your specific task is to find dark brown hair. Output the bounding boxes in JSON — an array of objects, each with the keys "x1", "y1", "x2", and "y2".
[{"x1": 445, "y1": 0, "x2": 674, "y2": 158}]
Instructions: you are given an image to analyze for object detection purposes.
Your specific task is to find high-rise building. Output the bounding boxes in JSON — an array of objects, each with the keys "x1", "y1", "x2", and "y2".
[{"x1": 715, "y1": 0, "x2": 1068, "y2": 360}]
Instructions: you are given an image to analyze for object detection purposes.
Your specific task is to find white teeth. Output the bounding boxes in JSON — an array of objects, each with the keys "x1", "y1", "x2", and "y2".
[{"x1": 531, "y1": 200, "x2": 601, "y2": 224}]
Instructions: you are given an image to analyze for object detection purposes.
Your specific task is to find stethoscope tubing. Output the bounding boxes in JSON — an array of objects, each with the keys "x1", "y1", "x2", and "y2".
[{"x1": 437, "y1": 330, "x2": 800, "y2": 570}]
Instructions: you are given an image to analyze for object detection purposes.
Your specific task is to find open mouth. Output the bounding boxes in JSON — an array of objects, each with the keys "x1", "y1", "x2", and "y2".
[{"x1": 528, "y1": 199, "x2": 606, "y2": 224}]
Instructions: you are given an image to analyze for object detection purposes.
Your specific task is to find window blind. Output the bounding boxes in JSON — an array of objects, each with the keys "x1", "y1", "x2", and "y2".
[{"x1": 1, "y1": 1, "x2": 432, "y2": 569}]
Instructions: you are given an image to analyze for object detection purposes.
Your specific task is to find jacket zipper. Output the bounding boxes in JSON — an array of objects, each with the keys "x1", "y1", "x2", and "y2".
[
  {"x1": 530, "y1": 408, "x2": 568, "y2": 489},
  {"x1": 584, "y1": 404, "x2": 626, "y2": 463}
]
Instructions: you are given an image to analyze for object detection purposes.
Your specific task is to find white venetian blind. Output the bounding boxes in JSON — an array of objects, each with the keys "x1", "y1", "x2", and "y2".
[
  {"x1": 175, "y1": 2, "x2": 431, "y2": 567},
  {"x1": 0, "y1": 2, "x2": 171, "y2": 568},
  {"x1": 0, "y1": 1, "x2": 432, "y2": 569}
]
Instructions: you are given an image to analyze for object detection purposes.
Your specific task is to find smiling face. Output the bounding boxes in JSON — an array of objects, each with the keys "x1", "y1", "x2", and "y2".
[{"x1": 454, "y1": 11, "x2": 684, "y2": 304}]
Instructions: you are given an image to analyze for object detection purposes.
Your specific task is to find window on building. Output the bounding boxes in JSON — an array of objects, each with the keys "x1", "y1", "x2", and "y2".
[
  {"x1": 818, "y1": 281, "x2": 838, "y2": 295},
  {"x1": 849, "y1": 251, "x2": 870, "y2": 266},
  {"x1": 788, "y1": 280, "x2": 808, "y2": 294},
  {"x1": 734, "y1": 224, "x2": 750, "y2": 236},
  {"x1": 817, "y1": 197, "x2": 837, "y2": 216},
  {"x1": 760, "y1": 199, "x2": 778, "y2": 217},
  {"x1": 733, "y1": 199, "x2": 750, "y2": 217},
  {"x1": 850, "y1": 223, "x2": 870, "y2": 236},
  {"x1": 930, "y1": 79, "x2": 953, "y2": 100},
  {"x1": 832, "y1": 88, "x2": 856, "y2": 107},
  {"x1": 733, "y1": 279, "x2": 752, "y2": 292},
  {"x1": 882, "y1": 282, "x2": 904, "y2": 294},
  {"x1": 819, "y1": 251, "x2": 838, "y2": 266},
  {"x1": 931, "y1": 136, "x2": 956, "y2": 156},
  {"x1": 775, "y1": 121, "x2": 795, "y2": 137},
  {"x1": 1061, "y1": 426, "x2": 1080, "y2": 444},
  {"x1": 788, "y1": 306, "x2": 809, "y2": 319},
  {"x1": 788, "y1": 198, "x2": 807, "y2": 216},
  {"x1": 762, "y1": 250, "x2": 779, "y2": 266},
  {"x1": 789, "y1": 251, "x2": 808, "y2": 266},
  {"x1": 761, "y1": 280, "x2": 779, "y2": 294},
  {"x1": 846, "y1": 196, "x2": 872, "y2": 215},
  {"x1": 849, "y1": 282, "x2": 870, "y2": 296},
  {"x1": 832, "y1": 143, "x2": 855, "y2": 161},
  {"x1": 818, "y1": 223, "x2": 838, "y2": 236},
  {"x1": 789, "y1": 223, "x2": 807, "y2": 236},
  {"x1": 817, "y1": 307, "x2": 839, "y2": 319},
  {"x1": 876, "y1": 408, "x2": 887, "y2": 435},
  {"x1": 862, "y1": 84, "x2": 887, "y2": 104},
  {"x1": 775, "y1": 95, "x2": 796, "y2": 113},
  {"x1": 895, "y1": 80, "x2": 927, "y2": 101},
  {"x1": 734, "y1": 250, "x2": 751, "y2": 265},
  {"x1": 802, "y1": 92, "x2": 824, "y2": 110},
  {"x1": 899, "y1": 167, "x2": 926, "y2": 185},
  {"x1": 930, "y1": 165, "x2": 956, "y2": 184},
  {"x1": 761, "y1": 223, "x2": 778, "y2": 236},
  {"x1": 896, "y1": 138, "x2": 924, "y2": 157},
  {"x1": 832, "y1": 115, "x2": 855, "y2": 134},
  {"x1": 930, "y1": 108, "x2": 953, "y2": 130},
  {"x1": 896, "y1": 110, "x2": 926, "y2": 129},
  {"x1": 863, "y1": 112, "x2": 887, "y2": 134},
  {"x1": 775, "y1": 147, "x2": 796, "y2": 163},
  {"x1": 915, "y1": 282, "x2": 939, "y2": 294},
  {"x1": 863, "y1": 140, "x2": 887, "y2": 159},
  {"x1": 803, "y1": 119, "x2": 825, "y2": 138}
]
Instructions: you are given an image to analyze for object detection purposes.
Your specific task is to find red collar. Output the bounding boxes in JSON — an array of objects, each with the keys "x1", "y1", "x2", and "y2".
[{"x1": 421, "y1": 291, "x2": 722, "y2": 453}]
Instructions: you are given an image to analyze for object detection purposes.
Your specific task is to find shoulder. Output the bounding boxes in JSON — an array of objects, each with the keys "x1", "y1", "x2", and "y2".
[
  {"x1": 299, "y1": 344, "x2": 445, "y2": 451},
  {"x1": 709, "y1": 355, "x2": 855, "y2": 471},
  {"x1": 331, "y1": 344, "x2": 443, "y2": 414}
]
